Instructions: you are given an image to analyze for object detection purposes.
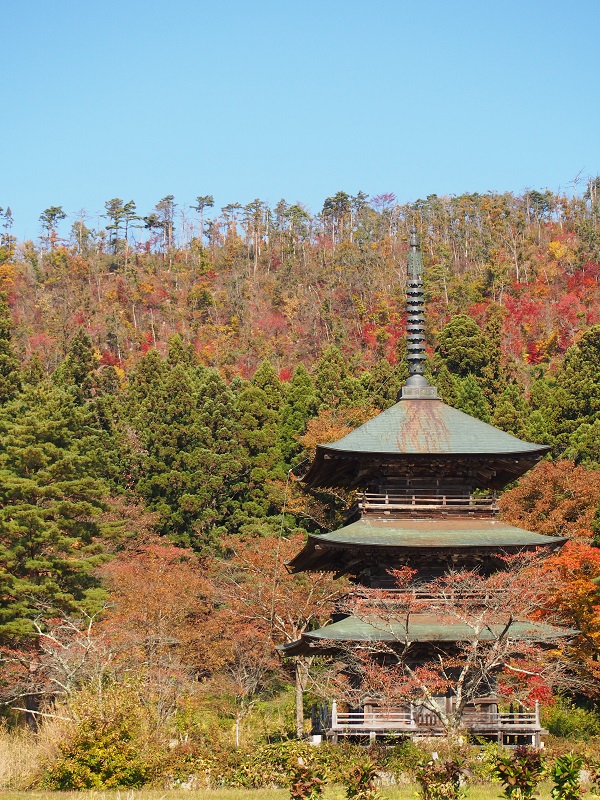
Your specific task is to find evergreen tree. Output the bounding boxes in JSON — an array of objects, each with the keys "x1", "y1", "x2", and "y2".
[
  {"x1": 125, "y1": 349, "x2": 168, "y2": 411},
  {"x1": 166, "y1": 334, "x2": 197, "y2": 368},
  {"x1": 553, "y1": 325, "x2": 600, "y2": 450},
  {"x1": 525, "y1": 376, "x2": 560, "y2": 447},
  {"x1": 279, "y1": 364, "x2": 318, "y2": 464},
  {"x1": 529, "y1": 376, "x2": 556, "y2": 412},
  {"x1": 192, "y1": 368, "x2": 249, "y2": 546},
  {"x1": 97, "y1": 365, "x2": 121, "y2": 396},
  {"x1": 22, "y1": 353, "x2": 45, "y2": 387},
  {"x1": 360, "y1": 358, "x2": 404, "y2": 410},
  {"x1": 491, "y1": 383, "x2": 530, "y2": 437},
  {"x1": 54, "y1": 329, "x2": 97, "y2": 402},
  {"x1": 0, "y1": 386, "x2": 109, "y2": 637},
  {"x1": 523, "y1": 409, "x2": 555, "y2": 446},
  {"x1": 433, "y1": 364, "x2": 460, "y2": 407},
  {"x1": 454, "y1": 374, "x2": 490, "y2": 422},
  {"x1": 0, "y1": 292, "x2": 21, "y2": 404},
  {"x1": 134, "y1": 364, "x2": 248, "y2": 550},
  {"x1": 235, "y1": 361, "x2": 286, "y2": 535},
  {"x1": 435, "y1": 314, "x2": 489, "y2": 378},
  {"x1": 564, "y1": 419, "x2": 600, "y2": 467},
  {"x1": 314, "y1": 345, "x2": 366, "y2": 409},
  {"x1": 480, "y1": 303, "x2": 509, "y2": 405}
]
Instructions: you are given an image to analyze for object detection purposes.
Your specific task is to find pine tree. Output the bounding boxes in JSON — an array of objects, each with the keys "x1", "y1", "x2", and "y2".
[
  {"x1": 553, "y1": 325, "x2": 600, "y2": 450},
  {"x1": 22, "y1": 353, "x2": 45, "y2": 387},
  {"x1": 433, "y1": 364, "x2": 460, "y2": 406},
  {"x1": 315, "y1": 345, "x2": 366, "y2": 409},
  {"x1": 54, "y1": 329, "x2": 97, "y2": 402},
  {"x1": 0, "y1": 386, "x2": 109, "y2": 637},
  {"x1": 491, "y1": 383, "x2": 531, "y2": 437},
  {"x1": 192, "y1": 368, "x2": 249, "y2": 546},
  {"x1": 235, "y1": 361, "x2": 286, "y2": 535},
  {"x1": 455, "y1": 374, "x2": 490, "y2": 422},
  {"x1": 435, "y1": 314, "x2": 489, "y2": 378},
  {"x1": 564, "y1": 419, "x2": 600, "y2": 467},
  {"x1": 0, "y1": 292, "x2": 21, "y2": 404},
  {"x1": 481, "y1": 303, "x2": 509, "y2": 406},
  {"x1": 134, "y1": 364, "x2": 248, "y2": 550},
  {"x1": 166, "y1": 334, "x2": 197, "y2": 368},
  {"x1": 360, "y1": 358, "x2": 404, "y2": 410},
  {"x1": 524, "y1": 409, "x2": 555, "y2": 446},
  {"x1": 125, "y1": 349, "x2": 168, "y2": 411},
  {"x1": 97, "y1": 365, "x2": 121, "y2": 396},
  {"x1": 525, "y1": 376, "x2": 560, "y2": 447},
  {"x1": 279, "y1": 364, "x2": 318, "y2": 464}
]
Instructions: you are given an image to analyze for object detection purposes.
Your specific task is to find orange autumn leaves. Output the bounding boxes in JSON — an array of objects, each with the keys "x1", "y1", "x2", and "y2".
[{"x1": 501, "y1": 460, "x2": 600, "y2": 691}]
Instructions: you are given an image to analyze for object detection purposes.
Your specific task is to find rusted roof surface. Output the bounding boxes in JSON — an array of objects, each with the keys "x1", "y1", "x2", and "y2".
[
  {"x1": 326, "y1": 399, "x2": 544, "y2": 456},
  {"x1": 302, "y1": 398, "x2": 548, "y2": 488},
  {"x1": 287, "y1": 518, "x2": 566, "y2": 572},
  {"x1": 279, "y1": 614, "x2": 571, "y2": 655}
]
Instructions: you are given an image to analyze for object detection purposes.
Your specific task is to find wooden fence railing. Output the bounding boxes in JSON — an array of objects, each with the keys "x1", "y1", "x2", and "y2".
[
  {"x1": 330, "y1": 700, "x2": 540, "y2": 732},
  {"x1": 357, "y1": 492, "x2": 499, "y2": 514}
]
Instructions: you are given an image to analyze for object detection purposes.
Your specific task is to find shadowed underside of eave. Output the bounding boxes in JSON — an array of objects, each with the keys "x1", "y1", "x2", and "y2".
[{"x1": 287, "y1": 518, "x2": 567, "y2": 573}]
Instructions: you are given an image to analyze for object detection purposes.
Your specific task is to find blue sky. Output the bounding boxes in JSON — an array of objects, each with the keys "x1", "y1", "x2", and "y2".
[{"x1": 3, "y1": 0, "x2": 599, "y2": 240}]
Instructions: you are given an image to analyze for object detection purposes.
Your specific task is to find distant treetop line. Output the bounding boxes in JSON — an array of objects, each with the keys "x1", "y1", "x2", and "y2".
[{"x1": 0, "y1": 183, "x2": 599, "y2": 385}]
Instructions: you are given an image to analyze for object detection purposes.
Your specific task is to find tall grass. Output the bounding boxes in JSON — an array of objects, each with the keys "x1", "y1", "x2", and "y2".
[{"x1": 0, "y1": 717, "x2": 63, "y2": 789}]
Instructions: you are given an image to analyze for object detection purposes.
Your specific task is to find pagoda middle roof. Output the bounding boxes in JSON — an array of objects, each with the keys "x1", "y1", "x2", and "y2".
[
  {"x1": 303, "y1": 398, "x2": 548, "y2": 488},
  {"x1": 287, "y1": 518, "x2": 566, "y2": 572},
  {"x1": 279, "y1": 614, "x2": 572, "y2": 656}
]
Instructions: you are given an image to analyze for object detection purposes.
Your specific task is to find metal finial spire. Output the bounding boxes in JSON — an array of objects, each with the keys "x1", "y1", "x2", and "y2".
[{"x1": 400, "y1": 225, "x2": 437, "y2": 400}]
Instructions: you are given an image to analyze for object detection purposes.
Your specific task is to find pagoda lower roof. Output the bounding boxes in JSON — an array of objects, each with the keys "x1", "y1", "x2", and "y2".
[
  {"x1": 303, "y1": 398, "x2": 549, "y2": 489},
  {"x1": 287, "y1": 517, "x2": 566, "y2": 573},
  {"x1": 279, "y1": 614, "x2": 572, "y2": 657}
]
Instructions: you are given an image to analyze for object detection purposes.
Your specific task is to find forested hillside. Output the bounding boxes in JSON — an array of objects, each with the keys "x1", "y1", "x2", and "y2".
[
  {"x1": 1, "y1": 185, "x2": 600, "y2": 785},
  {"x1": 2, "y1": 186, "x2": 600, "y2": 375}
]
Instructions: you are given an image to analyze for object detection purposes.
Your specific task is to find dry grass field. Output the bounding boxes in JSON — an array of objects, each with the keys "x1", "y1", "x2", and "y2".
[{"x1": 0, "y1": 785, "x2": 559, "y2": 800}]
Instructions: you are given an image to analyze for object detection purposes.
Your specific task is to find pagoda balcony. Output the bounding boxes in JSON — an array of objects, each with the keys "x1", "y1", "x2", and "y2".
[
  {"x1": 356, "y1": 491, "x2": 499, "y2": 517},
  {"x1": 316, "y1": 699, "x2": 544, "y2": 746}
]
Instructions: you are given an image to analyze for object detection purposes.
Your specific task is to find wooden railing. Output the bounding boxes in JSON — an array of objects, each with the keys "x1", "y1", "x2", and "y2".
[
  {"x1": 357, "y1": 491, "x2": 498, "y2": 515},
  {"x1": 330, "y1": 700, "x2": 540, "y2": 733}
]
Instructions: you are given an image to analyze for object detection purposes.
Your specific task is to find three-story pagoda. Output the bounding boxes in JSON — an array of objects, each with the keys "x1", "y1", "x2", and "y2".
[{"x1": 282, "y1": 227, "x2": 567, "y2": 745}]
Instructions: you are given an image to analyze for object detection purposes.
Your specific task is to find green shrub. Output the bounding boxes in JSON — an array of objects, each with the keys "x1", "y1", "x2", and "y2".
[
  {"x1": 488, "y1": 745, "x2": 546, "y2": 800},
  {"x1": 289, "y1": 758, "x2": 324, "y2": 800},
  {"x1": 342, "y1": 758, "x2": 380, "y2": 800},
  {"x1": 41, "y1": 682, "x2": 159, "y2": 789},
  {"x1": 543, "y1": 702, "x2": 600, "y2": 741},
  {"x1": 415, "y1": 758, "x2": 467, "y2": 800},
  {"x1": 228, "y1": 740, "x2": 323, "y2": 788},
  {"x1": 550, "y1": 754, "x2": 584, "y2": 800},
  {"x1": 382, "y1": 739, "x2": 429, "y2": 779}
]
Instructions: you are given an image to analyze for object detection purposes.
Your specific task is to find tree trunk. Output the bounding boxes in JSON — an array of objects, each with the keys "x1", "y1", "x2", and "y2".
[{"x1": 294, "y1": 656, "x2": 311, "y2": 739}]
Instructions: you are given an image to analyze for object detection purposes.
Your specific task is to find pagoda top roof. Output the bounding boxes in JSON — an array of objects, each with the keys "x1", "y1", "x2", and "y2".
[
  {"x1": 279, "y1": 613, "x2": 572, "y2": 656},
  {"x1": 287, "y1": 517, "x2": 566, "y2": 572},
  {"x1": 302, "y1": 397, "x2": 549, "y2": 488}
]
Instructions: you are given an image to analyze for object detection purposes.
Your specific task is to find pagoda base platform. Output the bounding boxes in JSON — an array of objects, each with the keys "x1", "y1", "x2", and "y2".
[{"x1": 315, "y1": 700, "x2": 546, "y2": 747}]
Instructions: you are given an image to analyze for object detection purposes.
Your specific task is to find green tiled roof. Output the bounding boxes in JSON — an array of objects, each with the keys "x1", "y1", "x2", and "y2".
[
  {"x1": 301, "y1": 398, "x2": 549, "y2": 489},
  {"x1": 286, "y1": 518, "x2": 566, "y2": 572},
  {"x1": 312, "y1": 518, "x2": 565, "y2": 548},
  {"x1": 279, "y1": 614, "x2": 572, "y2": 655},
  {"x1": 323, "y1": 399, "x2": 545, "y2": 456}
]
